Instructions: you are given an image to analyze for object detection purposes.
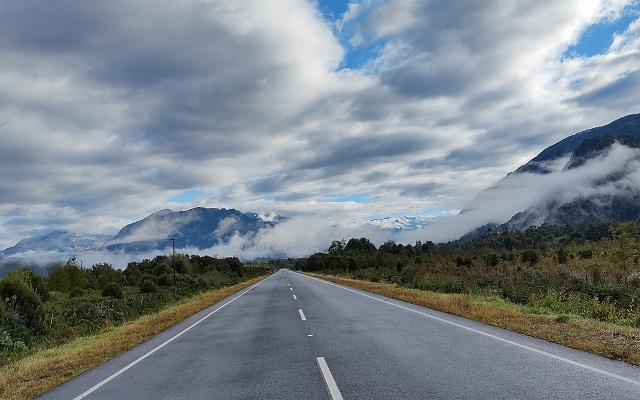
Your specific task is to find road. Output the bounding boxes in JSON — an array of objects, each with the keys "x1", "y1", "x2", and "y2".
[{"x1": 38, "y1": 270, "x2": 640, "y2": 399}]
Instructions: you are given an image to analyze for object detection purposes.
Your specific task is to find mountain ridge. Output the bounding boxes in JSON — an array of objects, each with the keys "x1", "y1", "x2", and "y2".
[{"x1": 453, "y1": 113, "x2": 640, "y2": 242}]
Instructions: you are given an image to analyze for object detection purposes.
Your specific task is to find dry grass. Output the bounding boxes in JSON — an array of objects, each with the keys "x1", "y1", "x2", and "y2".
[
  {"x1": 308, "y1": 273, "x2": 640, "y2": 366},
  {"x1": 0, "y1": 277, "x2": 264, "y2": 400}
]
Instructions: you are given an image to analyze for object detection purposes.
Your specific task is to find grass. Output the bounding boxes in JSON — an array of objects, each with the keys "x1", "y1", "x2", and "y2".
[
  {"x1": 0, "y1": 277, "x2": 264, "y2": 400},
  {"x1": 307, "y1": 273, "x2": 640, "y2": 366}
]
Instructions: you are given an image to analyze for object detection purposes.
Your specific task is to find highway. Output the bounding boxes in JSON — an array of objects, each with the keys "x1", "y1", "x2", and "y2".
[{"x1": 38, "y1": 269, "x2": 640, "y2": 399}]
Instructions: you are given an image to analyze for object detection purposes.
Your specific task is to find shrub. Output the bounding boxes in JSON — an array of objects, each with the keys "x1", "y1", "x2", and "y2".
[
  {"x1": 101, "y1": 283, "x2": 123, "y2": 299},
  {"x1": 0, "y1": 329, "x2": 26, "y2": 352},
  {"x1": 0, "y1": 278, "x2": 45, "y2": 331},
  {"x1": 139, "y1": 279, "x2": 158, "y2": 294},
  {"x1": 69, "y1": 288, "x2": 85, "y2": 298},
  {"x1": 501, "y1": 284, "x2": 533, "y2": 305},
  {"x1": 589, "y1": 298, "x2": 612, "y2": 322},
  {"x1": 157, "y1": 273, "x2": 173, "y2": 287},
  {"x1": 627, "y1": 272, "x2": 640, "y2": 288}
]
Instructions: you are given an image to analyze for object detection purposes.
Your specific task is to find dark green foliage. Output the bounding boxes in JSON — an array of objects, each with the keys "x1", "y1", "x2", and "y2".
[
  {"x1": 520, "y1": 249, "x2": 540, "y2": 265},
  {"x1": 88, "y1": 263, "x2": 124, "y2": 290},
  {"x1": 47, "y1": 258, "x2": 88, "y2": 293},
  {"x1": 579, "y1": 249, "x2": 594, "y2": 259},
  {"x1": 501, "y1": 284, "x2": 534, "y2": 305},
  {"x1": 295, "y1": 223, "x2": 640, "y2": 327},
  {"x1": 345, "y1": 237, "x2": 376, "y2": 253},
  {"x1": 101, "y1": 283, "x2": 123, "y2": 299},
  {"x1": 0, "y1": 253, "x2": 273, "y2": 366},
  {"x1": 557, "y1": 248, "x2": 568, "y2": 264},
  {"x1": 139, "y1": 279, "x2": 158, "y2": 293},
  {"x1": 328, "y1": 240, "x2": 346, "y2": 254},
  {"x1": 0, "y1": 276, "x2": 45, "y2": 332}
]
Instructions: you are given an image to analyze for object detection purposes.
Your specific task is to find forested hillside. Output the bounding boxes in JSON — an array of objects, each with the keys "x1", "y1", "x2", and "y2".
[{"x1": 295, "y1": 218, "x2": 640, "y2": 327}]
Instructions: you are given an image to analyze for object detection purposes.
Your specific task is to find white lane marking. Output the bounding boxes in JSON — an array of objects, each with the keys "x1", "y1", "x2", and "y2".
[
  {"x1": 293, "y1": 295, "x2": 297, "y2": 300},
  {"x1": 301, "y1": 273, "x2": 640, "y2": 388},
  {"x1": 317, "y1": 357, "x2": 343, "y2": 400},
  {"x1": 71, "y1": 276, "x2": 273, "y2": 400},
  {"x1": 290, "y1": 287, "x2": 293, "y2": 291},
  {"x1": 298, "y1": 309, "x2": 307, "y2": 321}
]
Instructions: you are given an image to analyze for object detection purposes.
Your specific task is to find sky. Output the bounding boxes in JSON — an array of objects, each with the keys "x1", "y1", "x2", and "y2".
[{"x1": 1, "y1": 0, "x2": 640, "y2": 257}]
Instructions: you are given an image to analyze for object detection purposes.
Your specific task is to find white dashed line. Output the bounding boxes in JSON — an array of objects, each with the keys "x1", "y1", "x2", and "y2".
[
  {"x1": 293, "y1": 295, "x2": 297, "y2": 300},
  {"x1": 298, "y1": 309, "x2": 307, "y2": 321},
  {"x1": 317, "y1": 357, "x2": 343, "y2": 400}
]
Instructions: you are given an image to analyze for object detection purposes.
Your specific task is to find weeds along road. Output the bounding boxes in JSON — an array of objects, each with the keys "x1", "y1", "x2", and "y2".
[{"x1": 38, "y1": 270, "x2": 640, "y2": 400}]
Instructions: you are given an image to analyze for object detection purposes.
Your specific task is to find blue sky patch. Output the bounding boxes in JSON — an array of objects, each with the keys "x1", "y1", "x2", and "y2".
[
  {"x1": 317, "y1": 0, "x2": 385, "y2": 70},
  {"x1": 317, "y1": 0, "x2": 350, "y2": 20},
  {"x1": 170, "y1": 189, "x2": 202, "y2": 203},
  {"x1": 565, "y1": 10, "x2": 638, "y2": 57},
  {"x1": 322, "y1": 193, "x2": 371, "y2": 203}
]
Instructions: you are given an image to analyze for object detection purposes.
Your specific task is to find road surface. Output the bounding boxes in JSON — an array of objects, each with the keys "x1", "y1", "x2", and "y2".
[{"x1": 38, "y1": 270, "x2": 640, "y2": 399}]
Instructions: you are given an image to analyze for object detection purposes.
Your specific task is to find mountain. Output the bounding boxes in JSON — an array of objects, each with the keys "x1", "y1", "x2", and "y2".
[
  {"x1": 515, "y1": 113, "x2": 640, "y2": 174},
  {"x1": 1, "y1": 231, "x2": 113, "y2": 256},
  {"x1": 103, "y1": 207, "x2": 286, "y2": 252},
  {"x1": 450, "y1": 113, "x2": 640, "y2": 241},
  {"x1": 364, "y1": 215, "x2": 439, "y2": 232}
]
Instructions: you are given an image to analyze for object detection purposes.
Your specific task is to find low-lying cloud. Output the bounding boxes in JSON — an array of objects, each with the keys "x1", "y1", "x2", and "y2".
[{"x1": 422, "y1": 143, "x2": 640, "y2": 242}]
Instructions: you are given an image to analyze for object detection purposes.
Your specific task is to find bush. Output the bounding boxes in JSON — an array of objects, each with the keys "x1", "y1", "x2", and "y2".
[
  {"x1": 69, "y1": 288, "x2": 85, "y2": 298},
  {"x1": 0, "y1": 278, "x2": 45, "y2": 331},
  {"x1": 139, "y1": 279, "x2": 158, "y2": 294},
  {"x1": 0, "y1": 329, "x2": 26, "y2": 352},
  {"x1": 101, "y1": 283, "x2": 123, "y2": 299},
  {"x1": 157, "y1": 274, "x2": 173, "y2": 287},
  {"x1": 627, "y1": 272, "x2": 640, "y2": 288},
  {"x1": 501, "y1": 284, "x2": 533, "y2": 305}
]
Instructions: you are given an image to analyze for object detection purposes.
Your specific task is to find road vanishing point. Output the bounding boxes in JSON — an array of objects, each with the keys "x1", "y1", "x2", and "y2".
[{"x1": 38, "y1": 270, "x2": 640, "y2": 399}]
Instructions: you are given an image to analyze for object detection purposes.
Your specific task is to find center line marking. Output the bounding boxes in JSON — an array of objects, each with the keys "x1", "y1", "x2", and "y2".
[
  {"x1": 298, "y1": 309, "x2": 307, "y2": 321},
  {"x1": 293, "y1": 295, "x2": 297, "y2": 300},
  {"x1": 317, "y1": 357, "x2": 343, "y2": 400},
  {"x1": 290, "y1": 287, "x2": 293, "y2": 291}
]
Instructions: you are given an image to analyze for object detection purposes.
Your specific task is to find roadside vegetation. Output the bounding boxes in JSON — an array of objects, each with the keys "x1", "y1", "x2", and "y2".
[
  {"x1": 0, "y1": 254, "x2": 273, "y2": 370},
  {"x1": 295, "y1": 219, "x2": 640, "y2": 364}
]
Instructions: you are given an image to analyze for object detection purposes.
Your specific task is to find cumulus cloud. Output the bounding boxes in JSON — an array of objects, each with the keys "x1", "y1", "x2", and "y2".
[{"x1": 1, "y1": 0, "x2": 640, "y2": 252}]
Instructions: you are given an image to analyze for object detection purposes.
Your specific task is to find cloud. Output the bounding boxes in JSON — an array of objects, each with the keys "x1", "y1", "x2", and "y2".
[
  {"x1": 422, "y1": 142, "x2": 640, "y2": 242},
  {"x1": 1, "y1": 0, "x2": 640, "y2": 252}
]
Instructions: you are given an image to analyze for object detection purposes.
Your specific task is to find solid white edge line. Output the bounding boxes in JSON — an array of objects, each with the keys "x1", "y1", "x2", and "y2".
[
  {"x1": 317, "y1": 357, "x2": 343, "y2": 400},
  {"x1": 299, "y1": 272, "x2": 640, "y2": 388},
  {"x1": 71, "y1": 275, "x2": 273, "y2": 400},
  {"x1": 298, "y1": 309, "x2": 307, "y2": 321}
]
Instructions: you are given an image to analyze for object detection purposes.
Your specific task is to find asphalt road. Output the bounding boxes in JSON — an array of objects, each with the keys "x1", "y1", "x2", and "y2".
[{"x1": 38, "y1": 270, "x2": 640, "y2": 399}]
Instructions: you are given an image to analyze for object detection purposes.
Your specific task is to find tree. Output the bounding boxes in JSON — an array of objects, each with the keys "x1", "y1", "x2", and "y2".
[
  {"x1": 345, "y1": 237, "x2": 376, "y2": 253},
  {"x1": 46, "y1": 258, "x2": 88, "y2": 293},
  {"x1": 328, "y1": 240, "x2": 346, "y2": 254},
  {"x1": 88, "y1": 263, "x2": 124, "y2": 290}
]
